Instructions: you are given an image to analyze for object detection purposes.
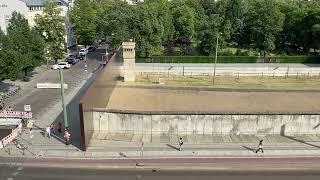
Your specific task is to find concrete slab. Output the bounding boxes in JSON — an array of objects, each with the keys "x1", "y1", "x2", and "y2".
[
  {"x1": 196, "y1": 135, "x2": 212, "y2": 143},
  {"x1": 221, "y1": 135, "x2": 233, "y2": 143},
  {"x1": 229, "y1": 135, "x2": 243, "y2": 143},
  {"x1": 160, "y1": 134, "x2": 170, "y2": 143},
  {"x1": 131, "y1": 134, "x2": 142, "y2": 142},
  {"x1": 212, "y1": 135, "x2": 224, "y2": 143}
]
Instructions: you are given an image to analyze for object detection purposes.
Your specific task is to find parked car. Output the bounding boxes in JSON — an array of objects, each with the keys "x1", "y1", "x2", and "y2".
[
  {"x1": 69, "y1": 54, "x2": 84, "y2": 61},
  {"x1": 66, "y1": 55, "x2": 82, "y2": 64},
  {"x1": 87, "y1": 46, "x2": 96, "y2": 52},
  {"x1": 51, "y1": 62, "x2": 71, "y2": 69},
  {"x1": 79, "y1": 48, "x2": 88, "y2": 56},
  {"x1": 65, "y1": 57, "x2": 78, "y2": 65}
]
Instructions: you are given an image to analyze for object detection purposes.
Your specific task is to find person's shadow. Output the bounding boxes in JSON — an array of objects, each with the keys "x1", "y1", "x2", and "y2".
[
  {"x1": 242, "y1": 145, "x2": 255, "y2": 152},
  {"x1": 166, "y1": 144, "x2": 180, "y2": 151}
]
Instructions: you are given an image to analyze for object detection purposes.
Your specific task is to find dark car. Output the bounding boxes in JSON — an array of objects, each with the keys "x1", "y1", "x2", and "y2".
[
  {"x1": 65, "y1": 55, "x2": 80, "y2": 65},
  {"x1": 69, "y1": 54, "x2": 83, "y2": 61},
  {"x1": 87, "y1": 46, "x2": 96, "y2": 52}
]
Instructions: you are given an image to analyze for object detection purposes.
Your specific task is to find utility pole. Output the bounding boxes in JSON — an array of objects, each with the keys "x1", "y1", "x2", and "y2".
[
  {"x1": 59, "y1": 68, "x2": 68, "y2": 129},
  {"x1": 213, "y1": 33, "x2": 220, "y2": 83}
]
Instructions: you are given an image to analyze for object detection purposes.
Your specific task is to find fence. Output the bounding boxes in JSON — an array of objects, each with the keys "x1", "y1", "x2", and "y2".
[
  {"x1": 0, "y1": 123, "x2": 22, "y2": 149},
  {"x1": 133, "y1": 64, "x2": 320, "y2": 78}
]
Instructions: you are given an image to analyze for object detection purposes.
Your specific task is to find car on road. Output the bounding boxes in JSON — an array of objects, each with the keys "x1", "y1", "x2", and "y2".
[
  {"x1": 79, "y1": 48, "x2": 88, "y2": 56},
  {"x1": 51, "y1": 62, "x2": 71, "y2": 69},
  {"x1": 66, "y1": 55, "x2": 82, "y2": 65},
  {"x1": 87, "y1": 46, "x2": 96, "y2": 52}
]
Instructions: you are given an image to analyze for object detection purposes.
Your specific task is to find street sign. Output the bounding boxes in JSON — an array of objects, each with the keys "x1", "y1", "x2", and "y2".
[
  {"x1": 24, "y1": 105, "x2": 31, "y2": 112},
  {"x1": 36, "y1": 83, "x2": 68, "y2": 89}
]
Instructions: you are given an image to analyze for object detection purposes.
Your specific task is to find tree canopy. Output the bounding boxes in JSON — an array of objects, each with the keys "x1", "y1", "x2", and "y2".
[
  {"x1": 0, "y1": 12, "x2": 44, "y2": 80},
  {"x1": 35, "y1": 0, "x2": 66, "y2": 63},
  {"x1": 70, "y1": 0, "x2": 320, "y2": 57}
]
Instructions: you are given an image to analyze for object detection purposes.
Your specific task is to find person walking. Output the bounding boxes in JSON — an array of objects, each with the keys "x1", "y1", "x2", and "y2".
[
  {"x1": 256, "y1": 140, "x2": 264, "y2": 153},
  {"x1": 179, "y1": 138, "x2": 183, "y2": 151},
  {"x1": 64, "y1": 129, "x2": 71, "y2": 145},
  {"x1": 46, "y1": 125, "x2": 51, "y2": 138},
  {"x1": 56, "y1": 122, "x2": 62, "y2": 134}
]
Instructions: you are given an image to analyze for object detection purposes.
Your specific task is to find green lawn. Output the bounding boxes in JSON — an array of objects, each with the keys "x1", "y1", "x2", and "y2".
[{"x1": 130, "y1": 74, "x2": 320, "y2": 90}]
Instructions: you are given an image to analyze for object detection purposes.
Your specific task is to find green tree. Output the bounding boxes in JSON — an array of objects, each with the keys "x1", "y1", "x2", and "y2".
[
  {"x1": 35, "y1": 0, "x2": 66, "y2": 65},
  {"x1": 243, "y1": 0, "x2": 284, "y2": 56},
  {"x1": 4, "y1": 12, "x2": 44, "y2": 80},
  {"x1": 171, "y1": 1, "x2": 195, "y2": 54},
  {"x1": 70, "y1": 0, "x2": 97, "y2": 46},
  {"x1": 96, "y1": 0, "x2": 134, "y2": 50},
  {"x1": 0, "y1": 29, "x2": 6, "y2": 80}
]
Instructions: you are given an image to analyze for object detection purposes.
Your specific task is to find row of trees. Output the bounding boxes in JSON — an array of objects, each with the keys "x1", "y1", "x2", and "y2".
[
  {"x1": 71, "y1": 0, "x2": 320, "y2": 57},
  {"x1": 0, "y1": 0, "x2": 66, "y2": 80}
]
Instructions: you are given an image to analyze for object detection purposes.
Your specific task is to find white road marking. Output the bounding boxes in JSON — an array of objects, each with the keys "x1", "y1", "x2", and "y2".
[
  {"x1": 17, "y1": 167, "x2": 23, "y2": 171},
  {"x1": 12, "y1": 172, "x2": 19, "y2": 176},
  {"x1": 7, "y1": 178, "x2": 14, "y2": 180}
]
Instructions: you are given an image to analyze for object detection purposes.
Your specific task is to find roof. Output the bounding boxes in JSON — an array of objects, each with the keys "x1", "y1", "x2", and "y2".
[{"x1": 26, "y1": 0, "x2": 68, "y2": 7}]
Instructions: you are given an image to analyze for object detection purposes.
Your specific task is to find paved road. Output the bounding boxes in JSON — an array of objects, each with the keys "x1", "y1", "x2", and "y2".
[
  {"x1": 1, "y1": 157, "x2": 320, "y2": 180},
  {"x1": 135, "y1": 63, "x2": 320, "y2": 76}
]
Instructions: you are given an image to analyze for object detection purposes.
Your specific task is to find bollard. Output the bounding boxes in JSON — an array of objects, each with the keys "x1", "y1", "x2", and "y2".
[
  {"x1": 237, "y1": 72, "x2": 239, "y2": 79},
  {"x1": 261, "y1": 72, "x2": 264, "y2": 78},
  {"x1": 308, "y1": 72, "x2": 310, "y2": 78},
  {"x1": 296, "y1": 72, "x2": 298, "y2": 79}
]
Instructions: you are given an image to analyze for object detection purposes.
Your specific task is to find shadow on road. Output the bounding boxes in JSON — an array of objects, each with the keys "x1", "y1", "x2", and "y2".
[{"x1": 280, "y1": 124, "x2": 320, "y2": 149}]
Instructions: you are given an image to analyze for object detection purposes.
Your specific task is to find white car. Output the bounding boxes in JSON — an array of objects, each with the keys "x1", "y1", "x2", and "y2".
[
  {"x1": 79, "y1": 48, "x2": 88, "y2": 56},
  {"x1": 51, "y1": 62, "x2": 71, "y2": 70}
]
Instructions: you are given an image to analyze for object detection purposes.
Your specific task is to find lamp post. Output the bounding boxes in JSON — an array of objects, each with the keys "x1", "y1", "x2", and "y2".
[
  {"x1": 212, "y1": 32, "x2": 221, "y2": 84},
  {"x1": 59, "y1": 68, "x2": 68, "y2": 129}
]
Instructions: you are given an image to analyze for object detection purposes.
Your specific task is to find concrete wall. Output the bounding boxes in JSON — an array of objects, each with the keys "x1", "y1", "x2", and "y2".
[
  {"x1": 93, "y1": 112, "x2": 320, "y2": 136},
  {"x1": 79, "y1": 51, "x2": 122, "y2": 150}
]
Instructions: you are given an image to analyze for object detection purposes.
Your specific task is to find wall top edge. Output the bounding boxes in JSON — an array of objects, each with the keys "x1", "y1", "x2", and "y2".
[{"x1": 91, "y1": 108, "x2": 320, "y2": 115}]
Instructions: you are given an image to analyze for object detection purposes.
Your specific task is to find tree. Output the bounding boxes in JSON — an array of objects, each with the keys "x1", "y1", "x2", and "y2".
[
  {"x1": 96, "y1": 0, "x2": 134, "y2": 50},
  {"x1": 70, "y1": 0, "x2": 97, "y2": 46},
  {"x1": 35, "y1": 0, "x2": 66, "y2": 65},
  {"x1": 171, "y1": 1, "x2": 195, "y2": 54},
  {"x1": 243, "y1": 0, "x2": 285, "y2": 56},
  {"x1": 3, "y1": 12, "x2": 44, "y2": 80},
  {"x1": 0, "y1": 28, "x2": 6, "y2": 80}
]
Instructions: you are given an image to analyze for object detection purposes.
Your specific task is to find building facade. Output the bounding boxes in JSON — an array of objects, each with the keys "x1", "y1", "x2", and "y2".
[
  {"x1": 0, "y1": 0, "x2": 28, "y2": 33},
  {"x1": 0, "y1": 0, "x2": 74, "y2": 48}
]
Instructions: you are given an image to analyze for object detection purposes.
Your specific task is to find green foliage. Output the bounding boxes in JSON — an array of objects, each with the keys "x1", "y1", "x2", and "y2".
[
  {"x1": 71, "y1": 0, "x2": 98, "y2": 46},
  {"x1": 0, "y1": 12, "x2": 45, "y2": 80},
  {"x1": 70, "y1": 0, "x2": 320, "y2": 57},
  {"x1": 35, "y1": 0, "x2": 66, "y2": 62}
]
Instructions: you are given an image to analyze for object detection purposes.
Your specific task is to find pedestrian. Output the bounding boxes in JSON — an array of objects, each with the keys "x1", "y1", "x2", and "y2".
[
  {"x1": 64, "y1": 129, "x2": 71, "y2": 145},
  {"x1": 27, "y1": 120, "x2": 33, "y2": 133},
  {"x1": 179, "y1": 138, "x2": 183, "y2": 151},
  {"x1": 50, "y1": 124, "x2": 55, "y2": 134},
  {"x1": 256, "y1": 140, "x2": 264, "y2": 153},
  {"x1": 46, "y1": 125, "x2": 51, "y2": 138},
  {"x1": 56, "y1": 122, "x2": 62, "y2": 134}
]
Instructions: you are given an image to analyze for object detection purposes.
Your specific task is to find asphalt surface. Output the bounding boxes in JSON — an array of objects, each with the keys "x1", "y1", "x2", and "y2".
[{"x1": 1, "y1": 157, "x2": 320, "y2": 180}]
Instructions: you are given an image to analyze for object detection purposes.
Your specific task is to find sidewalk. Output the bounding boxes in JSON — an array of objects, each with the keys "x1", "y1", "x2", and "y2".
[{"x1": 1, "y1": 129, "x2": 320, "y2": 159}]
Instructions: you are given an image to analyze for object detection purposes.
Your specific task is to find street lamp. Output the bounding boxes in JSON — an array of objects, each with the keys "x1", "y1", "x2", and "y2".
[
  {"x1": 212, "y1": 32, "x2": 221, "y2": 84},
  {"x1": 58, "y1": 67, "x2": 68, "y2": 129}
]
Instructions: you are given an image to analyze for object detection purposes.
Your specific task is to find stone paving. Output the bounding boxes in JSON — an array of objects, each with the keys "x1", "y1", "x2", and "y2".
[{"x1": 1, "y1": 129, "x2": 320, "y2": 159}]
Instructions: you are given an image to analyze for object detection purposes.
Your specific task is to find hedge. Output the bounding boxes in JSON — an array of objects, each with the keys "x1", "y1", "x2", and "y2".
[{"x1": 136, "y1": 56, "x2": 320, "y2": 64}]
